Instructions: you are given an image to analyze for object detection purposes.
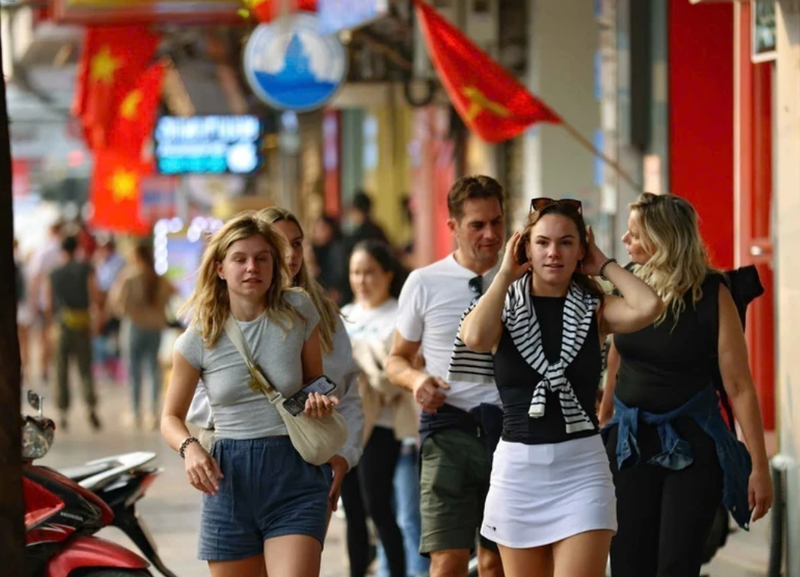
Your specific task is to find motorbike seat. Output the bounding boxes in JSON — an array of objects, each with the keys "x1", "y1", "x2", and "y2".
[{"x1": 60, "y1": 462, "x2": 114, "y2": 483}]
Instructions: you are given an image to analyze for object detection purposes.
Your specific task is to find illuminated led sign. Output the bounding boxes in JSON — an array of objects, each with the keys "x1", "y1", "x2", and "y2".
[{"x1": 154, "y1": 115, "x2": 263, "y2": 175}]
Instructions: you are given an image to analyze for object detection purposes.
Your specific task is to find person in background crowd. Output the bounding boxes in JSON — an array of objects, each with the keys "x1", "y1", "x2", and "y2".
[
  {"x1": 47, "y1": 235, "x2": 102, "y2": 431},
  {"x1": 347, "y1": 191, "x2": 389, "y2": 247},
  {"x1": 398, "y1": 194, "x2": 418, "y2": 271},
  {"x1": 15, "y1": 238, "x2": 33, "y2": 378},
  {"x1": 387, "y1": 175, "x2": 507, "y2": 577},
  {"x1": 29, "y1": 219, "x2": 65, "y2": 385},
  {"x1": 76, "y1": 219, "x2": 97, "y2": 263},
  {"x1": 599, "y1": 193, "x2": 773, "y2": 577},
  {"x1": 341, "y1": 240, "x2": 425, "y2": 577},
  {"x1": 109, "y1": 241, "x2": 176, "y2": 430},
  {"x1": 339, "y1": 191, "x2": 391, "y2": 308},
  {"x1": 311, "y1": 214, "x2": 351, "y2": 306},
  {"x1": 94, "y1": 237, "x2": 126, "y2": 382},
  {"x1": 457, "y1": 198, "x2": 663, "y2": 577},
  {"x1": 162, "y1": 213, "x2": 339, "y2": 577}
]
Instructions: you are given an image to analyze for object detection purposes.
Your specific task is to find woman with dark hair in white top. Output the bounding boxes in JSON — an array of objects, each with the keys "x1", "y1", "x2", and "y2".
[{"x1": 341, "y1": 240, "x2": 419, "y2": 577}]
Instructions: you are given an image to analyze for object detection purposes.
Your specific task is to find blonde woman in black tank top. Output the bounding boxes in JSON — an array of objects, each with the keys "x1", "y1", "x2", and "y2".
[{"x1": 599, "y1": 193, "x2": 773, "y2": 577}]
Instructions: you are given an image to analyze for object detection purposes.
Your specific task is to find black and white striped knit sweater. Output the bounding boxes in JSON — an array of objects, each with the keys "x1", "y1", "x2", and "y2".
[{"x1": 446, "y1": 272, "x2": 599, "y2": 434}]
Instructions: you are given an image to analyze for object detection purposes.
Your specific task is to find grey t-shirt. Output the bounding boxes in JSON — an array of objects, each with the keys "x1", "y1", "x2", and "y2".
[{"x1": 175, "y1": 290, "x2": 320, "y2": 440}]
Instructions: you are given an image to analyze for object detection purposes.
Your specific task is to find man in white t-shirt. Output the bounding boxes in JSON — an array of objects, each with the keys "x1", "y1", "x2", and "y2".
[{"x1": 388, "y1": 175, "x2": 506, "y2": 577}]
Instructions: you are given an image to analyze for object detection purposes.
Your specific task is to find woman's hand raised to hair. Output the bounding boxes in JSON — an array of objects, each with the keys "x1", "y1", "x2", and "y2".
[
  {"x1": 498, "y1": 232, "x2": 532, "y2": 284},
  {"x1": 581, "y1": 225, "x2": 612, "y2": 277}
]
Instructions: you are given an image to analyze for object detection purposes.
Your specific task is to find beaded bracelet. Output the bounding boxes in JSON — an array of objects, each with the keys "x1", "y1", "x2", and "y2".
[
  {"x1": 598, "y1": 258, "x2": 618, "y2": 280},
  {"x1": 179, "y1": 436, "x2": 199, "y2": 459}
]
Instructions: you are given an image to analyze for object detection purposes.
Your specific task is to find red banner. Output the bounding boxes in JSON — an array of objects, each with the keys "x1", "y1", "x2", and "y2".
[
  {"x1": 108, "y1": 62, "x2": 166, "y2": 158},
  {"x1": 246, "y1": 0, "x2": 317, "y2": 22},
  {"x1": 90, "y1": 150, "x2": 151, "y2": 235},
  {"x1": 75, "y1": 26, "x2": 160, "y2": 150},
  {"x1": 52, "y1": 0, "x2": 241, "y2": 25}
]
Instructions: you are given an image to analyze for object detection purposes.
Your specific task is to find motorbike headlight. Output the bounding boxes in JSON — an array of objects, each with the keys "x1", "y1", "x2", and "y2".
[{"x1": 22, "y1": 421, "x2": 53, "y2": 460}]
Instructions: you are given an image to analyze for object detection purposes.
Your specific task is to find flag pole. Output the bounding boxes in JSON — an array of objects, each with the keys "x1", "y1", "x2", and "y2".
[{"x1": 558, "y1": 118, "x2": 642, "y2": 192}]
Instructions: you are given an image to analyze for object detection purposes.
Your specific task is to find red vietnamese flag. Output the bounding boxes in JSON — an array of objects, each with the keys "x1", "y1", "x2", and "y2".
[
  {"x1": 90, "y1": 150, "x2": 151, "y2": 235},
  {"x1": 108, "y1": 62, "x2": 166, "y2": 159},
  {"x1": 71, "y1": 32, "x2": 92, "y2": 120},
  {"x1": 79, "y1": 26, "x2": 160, "y2": 150},
  {"x1": 413, "y1": 0, "x2": 561, "y2": 143},
  {"x1": 72, "y1": 29, "x2": 100, "y2": 145},
  {"x1": 246, "y1": 0, "x2": 317, "y2": 22}
]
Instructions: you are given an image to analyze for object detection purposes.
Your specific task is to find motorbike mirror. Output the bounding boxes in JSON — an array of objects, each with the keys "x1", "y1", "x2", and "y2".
[
  {"x1": 27, "y1": 390, "x2": 44, "y2": 418},
  {"x1": 27, "y1": 390, "x2": 40, "y2": 411}
]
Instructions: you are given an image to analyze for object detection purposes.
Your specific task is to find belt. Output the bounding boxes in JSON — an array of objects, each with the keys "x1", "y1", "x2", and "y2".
[{"x1": 60, "y1": 308, "x2": 90, "y2": 330}]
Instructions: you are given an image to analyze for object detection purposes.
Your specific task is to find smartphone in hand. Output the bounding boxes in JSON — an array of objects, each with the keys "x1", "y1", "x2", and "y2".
[{"x1": 283, "y1": 375, "x2": 337, "y2": 417}]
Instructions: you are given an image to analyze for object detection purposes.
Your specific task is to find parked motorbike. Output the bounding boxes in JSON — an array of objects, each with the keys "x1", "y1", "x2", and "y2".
[
  {"x1": 23, "y1": 390, "x2": 153, "y2": 577},
  {"x1": 60, "y1": 452, "x2": 177, "y2": 577}
]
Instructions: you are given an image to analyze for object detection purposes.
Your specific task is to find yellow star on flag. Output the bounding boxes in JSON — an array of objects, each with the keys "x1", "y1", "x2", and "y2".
[
  {"x1": 90, "y1": 45, "x2": 123, "y2": 84},
  {"x1": 462, "y1": 86, "x2": 511, "y2": 122},
  {"x1": 109, "y1": 169, "x2": 139, "y2": 203},
  {"x1": 119, "y1": 90, "x2": 143, "y2": 120}
]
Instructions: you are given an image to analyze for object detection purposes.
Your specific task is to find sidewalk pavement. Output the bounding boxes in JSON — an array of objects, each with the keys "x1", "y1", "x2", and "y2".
[
  {"x1": 28, "y1": 377, "x2": 771, "y2": 577},
  {"x1": 706, "y1": 516, "x2": 772, "y2": 577}
]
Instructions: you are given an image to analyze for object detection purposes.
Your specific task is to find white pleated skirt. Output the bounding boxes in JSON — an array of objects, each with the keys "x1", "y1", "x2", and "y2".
[{"x1": 481, "y1": 435, "x2": 617, "y2": 549}]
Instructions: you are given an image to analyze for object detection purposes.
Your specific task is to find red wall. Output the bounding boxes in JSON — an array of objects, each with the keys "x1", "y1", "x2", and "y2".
[{"x1": 669, "y1": 0, "x2": 735, "y2": 269}]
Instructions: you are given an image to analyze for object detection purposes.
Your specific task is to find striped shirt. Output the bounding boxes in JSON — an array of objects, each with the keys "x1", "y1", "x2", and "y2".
[{"x1": 447, "y1": 273, "x2": 599, "y2": 434}]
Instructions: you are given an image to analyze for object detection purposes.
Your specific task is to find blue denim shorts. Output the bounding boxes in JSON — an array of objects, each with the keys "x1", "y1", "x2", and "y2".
[{"x1": 198, "y1": 436, "x2": 331, "y2": 561}]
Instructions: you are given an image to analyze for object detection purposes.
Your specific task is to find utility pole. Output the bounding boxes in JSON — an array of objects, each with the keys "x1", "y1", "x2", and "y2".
[{"x1": 0, "y1": 30, "x2": 26, "y2": 574}]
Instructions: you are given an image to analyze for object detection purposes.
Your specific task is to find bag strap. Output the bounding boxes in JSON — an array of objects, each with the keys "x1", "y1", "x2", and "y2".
[
  {"x1": 223, "y1": 315, "x2": 277, "y2": 394},
  {"x1": 224, "y1": 315, "x2": 256, "y2": 367}
]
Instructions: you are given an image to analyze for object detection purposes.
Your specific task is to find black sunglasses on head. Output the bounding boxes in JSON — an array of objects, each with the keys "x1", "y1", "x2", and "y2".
[{"x1": 529, "y1": 197, "x2": 583, "y2": 215}]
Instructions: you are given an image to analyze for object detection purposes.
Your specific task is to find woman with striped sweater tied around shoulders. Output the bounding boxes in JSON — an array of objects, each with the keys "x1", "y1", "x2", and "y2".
[{"x1": 454, "y1": 198, "x2": 663, "y2": 577}]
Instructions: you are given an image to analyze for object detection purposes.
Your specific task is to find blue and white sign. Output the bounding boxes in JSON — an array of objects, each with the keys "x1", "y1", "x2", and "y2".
[
  {"x1": 318, "y1": 0, "x2": 389, "y2": 35},
  {"x1": 243, "y1": 13, "x2": 348, "y2": 112},
  {"x1": 155, "y1": 115, "x2": 263, "y2": 175}
]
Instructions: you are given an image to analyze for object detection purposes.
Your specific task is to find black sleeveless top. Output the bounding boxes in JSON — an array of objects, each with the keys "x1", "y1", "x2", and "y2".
[
  {"x1": 493, "y1": 295, "x2": 602, "y2": 445},
  {"x1": 614, "y1": 273, "x2": 723, "y2": 413}
]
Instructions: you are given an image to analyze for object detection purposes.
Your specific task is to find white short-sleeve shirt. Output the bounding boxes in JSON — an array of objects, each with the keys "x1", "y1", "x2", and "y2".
[{"x1": 395, "y1": 254, "x2": 501, "y2": 411}]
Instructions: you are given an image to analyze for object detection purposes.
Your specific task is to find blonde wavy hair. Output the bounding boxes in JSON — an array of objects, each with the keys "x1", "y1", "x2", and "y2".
[
  {"x1": 255, "y1": 207, "x2": 340, "y2": 355},
  {"x1": 181, "y1": 211, "x2": 300, "y2": 347},
  {"x1": 629, "y1": 192, "x2": 715, "y2": 326}
]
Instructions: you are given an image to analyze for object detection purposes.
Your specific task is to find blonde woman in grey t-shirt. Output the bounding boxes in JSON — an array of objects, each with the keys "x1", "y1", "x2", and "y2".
[
  {"x1": 187, "y1": 207, "x2": 366, "y2": 518},
  {"x1": 161, "y1": 212, "x2": 339, "y2": 577}
]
